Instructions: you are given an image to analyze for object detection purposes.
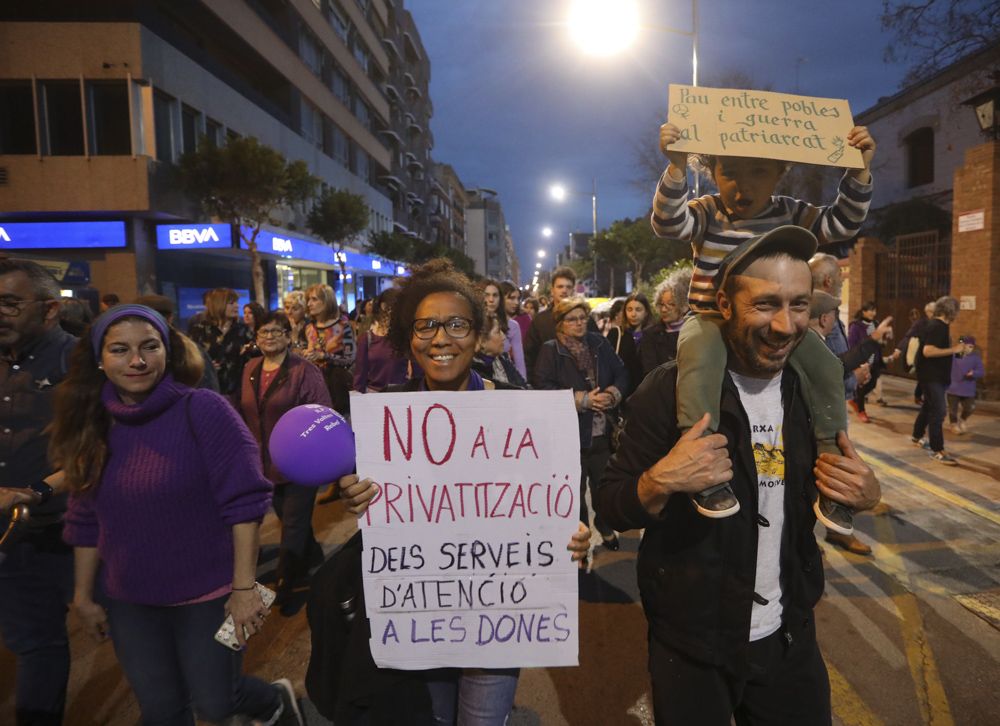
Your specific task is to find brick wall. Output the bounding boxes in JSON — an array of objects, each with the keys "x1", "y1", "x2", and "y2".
[
  {"x1": 951, "y1": 141, "x2": 999, "y2": 398},
  {"x1": 847, "y1": 237, "x2": 885, "y2": 317}
]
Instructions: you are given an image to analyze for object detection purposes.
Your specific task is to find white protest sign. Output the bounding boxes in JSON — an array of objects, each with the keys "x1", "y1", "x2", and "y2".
[
  {"x1": 667, "y1": 84, "x2": 864, "y2": 169},
  {"x1": 351, "y1": 389, "x2": 581, "y2": 670}
]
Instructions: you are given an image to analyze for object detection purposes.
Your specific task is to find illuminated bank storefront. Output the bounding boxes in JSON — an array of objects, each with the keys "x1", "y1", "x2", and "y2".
[
  {"x1": 0, "y1": 220, "x2": 130, "y2": 310},
  {"x1": 156, "y1": 222, "x2": 407, "y2": 324}
]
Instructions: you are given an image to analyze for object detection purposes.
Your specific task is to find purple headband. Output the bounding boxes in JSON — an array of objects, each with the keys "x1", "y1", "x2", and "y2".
[{"x1": 91, "y1": 304, "x2": 172, "y2": 356}]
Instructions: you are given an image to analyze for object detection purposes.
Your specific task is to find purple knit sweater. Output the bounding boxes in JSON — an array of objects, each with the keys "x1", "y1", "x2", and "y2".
[{"x1": 63, "y1": 375, "x2": 273, "y2": 605}]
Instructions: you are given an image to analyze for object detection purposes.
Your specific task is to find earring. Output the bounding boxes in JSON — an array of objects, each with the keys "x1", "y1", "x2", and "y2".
[{"x1": 97, "y1": 363, "x2": 103, "y2": 370}]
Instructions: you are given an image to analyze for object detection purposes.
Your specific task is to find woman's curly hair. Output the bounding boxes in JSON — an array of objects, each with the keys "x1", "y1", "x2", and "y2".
[{"x1": 387, "y1": 259, "x2": 484, "y2": 356}]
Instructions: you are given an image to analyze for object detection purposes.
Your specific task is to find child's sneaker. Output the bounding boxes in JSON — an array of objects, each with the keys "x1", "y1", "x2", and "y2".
[
  {"x1": 691, "y1": 483, "x2": 740, "y2": 518},
  {"x1": 931, "y1": 451, "x2": 958, "y2": 466},
  {"x1": 813, "y1": 495, "x2": 854, "y2": 536}
]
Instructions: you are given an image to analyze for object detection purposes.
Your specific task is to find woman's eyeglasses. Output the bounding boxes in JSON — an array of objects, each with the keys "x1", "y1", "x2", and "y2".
[
  {"x1": 257, "y1": 328, "x2": 289, "y2": 339},
  {"x1": 412, "y1": 317, "x2": 473, "y2": 339},
  {"x1": 562, "y1": 314, "x2": 589, "y2": 325}
]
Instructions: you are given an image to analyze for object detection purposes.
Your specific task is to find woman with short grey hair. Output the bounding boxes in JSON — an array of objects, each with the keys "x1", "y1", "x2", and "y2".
[{"x1": 639, "y1": 267, "x2": 692, "y2": 381}]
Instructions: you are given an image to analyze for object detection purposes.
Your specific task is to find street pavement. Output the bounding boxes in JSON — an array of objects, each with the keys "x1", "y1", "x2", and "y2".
[{"x1": 2, "y1": 376, "x2": 999, "y2": 725}]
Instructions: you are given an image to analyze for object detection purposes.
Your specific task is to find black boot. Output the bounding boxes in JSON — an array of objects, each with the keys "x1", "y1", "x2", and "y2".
[{"x1": 274, "y1": 551, "x2": 302, "y2": 602}]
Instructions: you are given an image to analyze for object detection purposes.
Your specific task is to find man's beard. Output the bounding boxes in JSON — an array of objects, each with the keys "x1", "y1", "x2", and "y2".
[{"x1": 723, "y1": 316, "x2": 805, "y2": 376}]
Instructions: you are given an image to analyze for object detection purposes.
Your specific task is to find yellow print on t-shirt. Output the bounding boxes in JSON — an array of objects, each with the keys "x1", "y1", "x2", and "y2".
[{"x1": 752, "y1": 442, "x2": 785, "y2": 479}]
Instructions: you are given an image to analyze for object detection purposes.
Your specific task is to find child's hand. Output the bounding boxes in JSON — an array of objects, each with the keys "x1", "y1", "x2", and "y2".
[
  {"x1": 659, "y1": 123, "x2": 688, "y2": 177},
  {"x1": 846, "y1": 126, "x2": 876, "y2": 180}
]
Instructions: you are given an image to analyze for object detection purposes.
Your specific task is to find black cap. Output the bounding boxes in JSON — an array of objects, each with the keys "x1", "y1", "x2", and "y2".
[{"x1": 714, "y1": 226, "x2": 819, "y2": 292}]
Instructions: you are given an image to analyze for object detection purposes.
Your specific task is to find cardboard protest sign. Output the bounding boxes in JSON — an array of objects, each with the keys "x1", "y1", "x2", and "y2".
[
  {"x1": 351, "y1": 389, "x2": 581, "y2": 670},
  {"x1": 667, "y1": 84, "x2": 864, "y2": 169}
]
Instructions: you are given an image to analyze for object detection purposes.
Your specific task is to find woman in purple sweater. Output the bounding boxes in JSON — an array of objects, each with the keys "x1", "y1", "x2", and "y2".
[
  {"x1": 240, "y1": 310, "x2": 331, "y2": 611},
  {"x1": 51, "y1": 305, "x2": 302, "y2": 725}
]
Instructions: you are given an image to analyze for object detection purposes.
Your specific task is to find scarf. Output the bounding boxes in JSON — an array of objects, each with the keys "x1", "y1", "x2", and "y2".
[{"x1": 557, "y1": 331, "x2": 595, "y2": 386}]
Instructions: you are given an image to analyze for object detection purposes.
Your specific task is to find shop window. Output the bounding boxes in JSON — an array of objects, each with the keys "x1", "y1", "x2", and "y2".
[
  {"x1": 40, "y1": 81, "x2": 84, "y2": 156},
  {"x1": 0, "y1": 81, "x2": 36, "y2": 154},
  {"x1": 905, "y1": 127, "x2": 934, "y2": 188},
  {"x1": 87, "y1": 81, "x2": 130, "y2": 155},
  {"x1": 153, "y1": 90, "x2": 175, "y2": 162},
  {"x1": 181, "y1": 104, "x2": 199, "y2": 155}
]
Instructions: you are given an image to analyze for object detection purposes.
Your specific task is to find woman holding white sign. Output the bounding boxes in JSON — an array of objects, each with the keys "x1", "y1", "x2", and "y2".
[{"x1": 338, "y1": 260, "x2": 589, "y2": 726}]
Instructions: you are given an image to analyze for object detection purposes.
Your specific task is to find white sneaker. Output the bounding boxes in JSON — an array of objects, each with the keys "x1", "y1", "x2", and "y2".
[{"x1": 959, "y1": 419, "x2": 968, "y2": 434}]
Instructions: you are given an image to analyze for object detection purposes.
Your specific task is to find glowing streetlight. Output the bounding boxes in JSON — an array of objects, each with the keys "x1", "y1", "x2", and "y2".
[
  {"x1": 536, "y1": 262, "x2": 542, "y2": 269},
  {"x1": 542, "y1": 226, "x2": 553, "y2": 238},
  {"x1": 549, "y1": 184, "x2": 567, "y2": 202},
  {"x1": 568, "y1": 0, "x2": 640, "y2": 57},
  {"x1": 537, "y1": 250, "x2": 546, "y2": 258}
]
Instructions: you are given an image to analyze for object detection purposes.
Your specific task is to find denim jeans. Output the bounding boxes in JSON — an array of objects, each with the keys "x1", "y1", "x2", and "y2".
[
  {"x1": 0, "y1": 535, "x2": 74, "y2": 726},
  {"x1": 425, "y1": 668, "x2": 520, "y2": 726},
  {"x1": 107, "y1": 595, "x2": 279, "y2": 725},
  {"x1": 912, "y1": 381, "x2": 947, "y2": 452}
]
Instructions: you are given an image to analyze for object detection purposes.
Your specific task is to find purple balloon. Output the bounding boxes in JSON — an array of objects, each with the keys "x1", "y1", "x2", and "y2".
[{"x1": 268, "y1": 404, "x2": 355, "y2": 487}]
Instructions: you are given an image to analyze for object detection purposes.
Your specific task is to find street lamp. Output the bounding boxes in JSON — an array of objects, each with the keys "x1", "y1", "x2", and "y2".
[
  {"x1": 536, "y1": 262, "x2": 542, "y2": 269},
  {"x1": 565, "y1": 0, "x2": 700, "y2": 192},
  {"x1": 542, "y1": 226, "x2": 553, "y2": 238},
  {"x1": 537, "y1": 250, "x2": 546, "y2": 258},
  {"x1": 568, "y1": 0, "x2": 640, "y2": 58}
]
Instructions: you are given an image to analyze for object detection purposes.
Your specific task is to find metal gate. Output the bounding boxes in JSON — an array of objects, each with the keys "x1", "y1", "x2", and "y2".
[{"x1": 874, "y1": 230, "x2": 951, "y2": 376}]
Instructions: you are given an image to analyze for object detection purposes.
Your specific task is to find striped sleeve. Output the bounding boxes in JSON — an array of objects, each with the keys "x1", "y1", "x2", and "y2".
[
  {"x1": 790, "y1": 173, "x2": 873, "y2": 245},
  {"x1": 650, "y1": 169, "x2": 706, "y2": 245}
]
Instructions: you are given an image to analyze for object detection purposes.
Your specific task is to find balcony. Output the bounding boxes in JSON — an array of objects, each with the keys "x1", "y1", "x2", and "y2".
[{"x1": 383, "y1": 83, "x2": 403, "y2": 102}]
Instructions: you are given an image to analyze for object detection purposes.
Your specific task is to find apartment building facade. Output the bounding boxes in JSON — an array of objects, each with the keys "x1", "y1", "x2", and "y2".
[{"x1": 0, "y1": 0, "x2": 425, "y2": 317}]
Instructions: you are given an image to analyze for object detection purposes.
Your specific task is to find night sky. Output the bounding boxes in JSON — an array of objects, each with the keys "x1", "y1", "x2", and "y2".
[{"x1": 406, "y1": 0, "x2": 913, "y2": 283}]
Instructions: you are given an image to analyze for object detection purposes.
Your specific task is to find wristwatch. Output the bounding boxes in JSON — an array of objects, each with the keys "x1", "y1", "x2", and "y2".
[{"x1": 27, "y1": 480, "x2": 54, "y2": 506}]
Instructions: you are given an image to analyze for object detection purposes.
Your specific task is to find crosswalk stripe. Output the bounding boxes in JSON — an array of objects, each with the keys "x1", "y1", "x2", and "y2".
[
  {"x1": 857, "y1": 447, "x2": 1000, "y2": 528},
  {"x1": 827, "y1": 661, "x2": 885, "y2": 726}
]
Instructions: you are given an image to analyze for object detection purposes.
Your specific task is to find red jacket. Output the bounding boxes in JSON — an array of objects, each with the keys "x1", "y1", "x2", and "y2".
[{"x1": 239, "y1": 355, "x2": 332, "y2": 484}]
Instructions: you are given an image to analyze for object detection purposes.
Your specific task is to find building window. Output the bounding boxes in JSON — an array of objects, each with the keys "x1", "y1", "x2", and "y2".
[
  {"x1": 301, "y1": 97, "x2": 322, "y2": 148},
  {"x1": 153, "y1": 90, "x2": 175, "y2": 162},
  {"x1": 87, "y1": 81, "x2": 130, "y2": 155},
  {"x1": 0, "y1": 81, "x2": 36, "y2": 154},
  {"x1": 181, "y1": 105, "x2": 200, "y2": 155},
  {"x1": 351, "y1": 143, "x2": 369, "y2": 180},
  {"x1": 353, "y1": 95, "x2": 370, "y2": 129},
  {"x1": 40, "y1": 81, "x2": 84, "y2": 155},
  {"x1": 350, "y1": 32, "x2": 369, "y2": 72},
  {"x1": 330, "y1": 123, "x2": 349, "y2": 166},
  {"x1": 331, "y1": 67, "x2": 350, "y2": 105},
  {"x1": 905, "y1": 127, "x2": 934, "y2": 188},
  {"x1": 326, "y1": 0, "x2": 349, "y2": 42},
  {"x1": 299, "y1": 27, "x2": 322, "y2": 76},
  {"x1": 205, "y1": 117, "x2": 222, "y2": 147}
]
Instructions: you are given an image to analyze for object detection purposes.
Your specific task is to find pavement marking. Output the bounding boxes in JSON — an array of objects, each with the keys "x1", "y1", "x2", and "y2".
[
  {"x1": 827, "y1": 661, "x2": 885, "y2": 726},
  {"x1": 858, "y1": 449, "x2": 1000, "y2": 529},
  {"x1": 871, "y1": 512, "x2": 955, "y2": 725},
  {"x1": 954, "y1": 589, "x2": 1000, "y2": 630}
]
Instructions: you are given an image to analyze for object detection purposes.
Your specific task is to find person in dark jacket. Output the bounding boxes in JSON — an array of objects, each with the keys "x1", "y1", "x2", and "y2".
[
  {"x1": 912, "y1": 296, "x2": 964, "y2": 465},
  {"x1": 239, "y1": 311, "x2": 331, "y2": 610},
  {"x1": 639, "y1": 267, "x2": 691, "y2": 381},
  {"x1": 604, "y1": 298, "x2": 641, "y2": 395},
  {"x1": 534, "y1": 296, "x2": 628, "y2": 551},
  {"x1": 598, "y1": 228, "x2": 880, "y2": 725}
]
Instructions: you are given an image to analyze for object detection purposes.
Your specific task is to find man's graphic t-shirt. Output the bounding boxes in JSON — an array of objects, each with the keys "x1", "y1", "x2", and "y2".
[{"x1": 730, "y1": 370, "x2": 786, "y2": 641}]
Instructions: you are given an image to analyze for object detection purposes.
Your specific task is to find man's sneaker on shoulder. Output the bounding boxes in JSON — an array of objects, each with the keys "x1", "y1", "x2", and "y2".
[{"x1": 932, "y1": 451, "x2": 958, "y2": 466}]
